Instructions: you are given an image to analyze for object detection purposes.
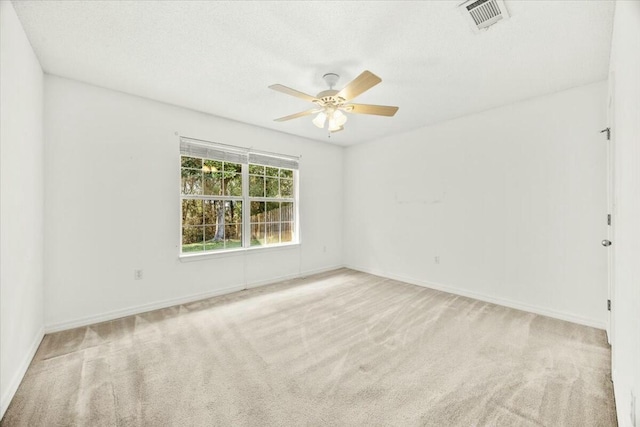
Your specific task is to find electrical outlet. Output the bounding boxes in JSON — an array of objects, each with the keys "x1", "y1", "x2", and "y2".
[
  {"x1": 134, "y1": 269, "x2": 143, "y2": 280},
  {"x1": 434, "y1": 256, "x2": 440, "y2": 264},
  {"x1": 631, "y1": 390, "x2": 636, "y2": 427}
]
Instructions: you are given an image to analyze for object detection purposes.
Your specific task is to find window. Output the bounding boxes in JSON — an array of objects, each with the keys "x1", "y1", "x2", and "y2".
[{"x1": 180, "y1": 137, "x2": 298, "y2": 255}]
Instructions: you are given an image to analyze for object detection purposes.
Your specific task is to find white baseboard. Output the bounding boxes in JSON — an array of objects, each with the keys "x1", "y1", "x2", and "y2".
[
  {"x1": 44, "y1": 284, "x2": 246, "y2": 333},
  {"x1": 1, "y1": 327, "x2": 44, "y2": 419},
  {"x1": 45, "y1": 265, "x2": 345, "y2": 334},
  {"x1": 346, "y1": 265, "x2": 606, "y2": 330},
  {"x1": 45, "y1": 263, "x2": 603, "y2": 333}
]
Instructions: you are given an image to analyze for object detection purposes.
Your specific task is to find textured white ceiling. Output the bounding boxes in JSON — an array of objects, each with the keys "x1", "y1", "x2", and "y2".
[{"x1": 12, "y1": 0, "x2": 614, "y2": 145}]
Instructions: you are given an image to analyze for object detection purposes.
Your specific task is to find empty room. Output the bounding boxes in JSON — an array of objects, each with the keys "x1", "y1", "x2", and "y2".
[{"x1": 1, "y1": 0, "x2": 639, "y2": 426}]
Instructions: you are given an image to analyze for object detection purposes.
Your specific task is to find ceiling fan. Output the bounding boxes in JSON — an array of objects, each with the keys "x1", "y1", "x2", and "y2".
[{"x1": 269, "y1": 70, "x2": 399, "y2": 133}]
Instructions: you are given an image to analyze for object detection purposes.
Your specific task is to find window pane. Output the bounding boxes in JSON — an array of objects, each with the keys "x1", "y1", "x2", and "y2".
[
  {"x1": 249, "y1": 164, "x2": 264, "y2": 175},
  {"x1": 251, "y1": 201, "x2": 265, "y2": 223},
  {"x1": 225, "y1": 224, "x2": 242, "y2": 245},
  {"x1": 224, "y1": 173, "x2": 242, "y2": 196},
  {"x1": 225, "y1": 239, "x2": 242, "y2": 250},
  {"x1": 182, "y1": 199, "x2": 203, "y2": 226},
  {"x1": 266, "y1": 167, "x2": 279, "y2": 177},
  {"x1": 251, "y1": 223, "x2": 265, "y2": 246},
  {"x1": 181, "y1": 169, "x2": 202, "y2": 195},
  {"x1": 203, "y1": 159, "x2": 222, "y2": 173},
  {"x1": 203, "y1": 172, "x2": 223, "y2": 196},
  {"x1": 281, "y1": 202, "x2": 294, "y2": 222},
  {"x1": 266, "y1": 202, "x2": 280, "y2": 222},
  {"x1": 249, "y1": 175, "x2": 265, "y2": 197},
  {"x1": 281, "y1": 222, "x2": 294, "y2": 243},
  {"x1": 279, "y1": 169, "x2": 293, "y2": 179},
  {"x1": 267, "y1": 223, "x2": 280, "y2": 244},
  {"x1": 181, "y1": 156, "x2": 202, "y2": 169},
  {"x1": 224, "y1": 162, "x2": 242, "y2": 173},
  {"x1": 265, "y1": 177, "x2": 279, "y2": 197},
  {"x1": 204, "y1": 200, "x2": 243, "y2": 225},
  {"x1": 201, "y1": 201, "x2": 243, "y2": 251},
  {"x1": 226, "y1": 201, "x2": 242, "y2": 223},
  {"x1": 280, "y1": 178, "x2": 293, "y2": 197},
  {"x1": 204, "y1": 225, "x2": 225, "y2": 250},
  {"x1": 205, "y1": 226, "x2": 231, "y2": 251},
  {"x1": 182, "y1": 226, "x2": 204, "y2": 252},
  {"x1": 203, "y1": 200, "x2": 217, "y2": 225}
]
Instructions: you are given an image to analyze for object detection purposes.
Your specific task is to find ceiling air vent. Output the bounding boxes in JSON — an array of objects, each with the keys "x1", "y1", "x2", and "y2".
[{"x1": 460, "y1": 0, "x2": 510, "y2": 32}]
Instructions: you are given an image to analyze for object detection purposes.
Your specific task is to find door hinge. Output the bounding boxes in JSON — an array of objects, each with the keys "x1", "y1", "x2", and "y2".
[
  {"x1": 607, "y1": 214, "x2": 611, "y2": 226},
  {"x1": 601, "y1": 127, "x2": 611, "y2": 140},
  {"x1": 607, "y1": 299, "x2": 611, "y2": 311}
]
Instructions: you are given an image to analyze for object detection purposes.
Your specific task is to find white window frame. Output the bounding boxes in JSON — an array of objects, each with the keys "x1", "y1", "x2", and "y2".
[{"x1": 179, "y1": 136, "x2": 300, "y2": 259}]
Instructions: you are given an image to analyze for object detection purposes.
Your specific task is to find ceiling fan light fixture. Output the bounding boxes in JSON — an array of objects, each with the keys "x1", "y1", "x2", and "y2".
[
  {"x1": 312, "y1": 111, "x2": 327, "y2": 128},
  {"x1": 328, "y1": 110, "x2": 347, "y2": 131}
]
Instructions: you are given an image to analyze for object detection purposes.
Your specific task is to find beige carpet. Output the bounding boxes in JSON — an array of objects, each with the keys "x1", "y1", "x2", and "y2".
[{"x1": 2, "y1": 268, "x2": 617, "y2": 426}]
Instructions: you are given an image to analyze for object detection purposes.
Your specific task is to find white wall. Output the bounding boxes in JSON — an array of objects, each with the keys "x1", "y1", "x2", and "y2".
[
  {"x1": 344, "y1": 81, "x2": 609, "y2": 328},
  {"x1": 43, "y1": 75, "x2": 343, "y2": 330},
  {"x1": 0, "y1": 0, "x2": 45, "y2": 418},
  {"x1": 609, "y1": 1, "x2": 640, "y2": 426}
]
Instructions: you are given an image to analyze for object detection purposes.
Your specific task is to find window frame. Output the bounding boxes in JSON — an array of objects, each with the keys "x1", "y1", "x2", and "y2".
[{"x1": 178, "y1": 138, "x2": 300, "y2": 259}]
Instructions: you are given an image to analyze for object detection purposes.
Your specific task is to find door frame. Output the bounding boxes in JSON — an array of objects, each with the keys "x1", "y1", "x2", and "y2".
[{"x1": 605, "y1": 71, "x2": 616, "y2": 365}]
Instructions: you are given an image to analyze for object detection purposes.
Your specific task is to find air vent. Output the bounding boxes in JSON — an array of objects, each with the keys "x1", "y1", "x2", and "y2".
[{"x1": 460, "y1": 0, "x2": 509, "y2": 32}]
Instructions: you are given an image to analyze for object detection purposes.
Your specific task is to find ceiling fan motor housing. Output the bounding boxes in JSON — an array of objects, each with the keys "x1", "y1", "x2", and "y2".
[{"x1": 315, "y1": 90, "x2": 345, "y2": 108}]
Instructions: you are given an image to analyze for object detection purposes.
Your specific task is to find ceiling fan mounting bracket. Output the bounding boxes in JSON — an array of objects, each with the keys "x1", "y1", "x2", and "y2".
[{"x1": 322, "y1": 73, "x2": 340, "y2": 89}]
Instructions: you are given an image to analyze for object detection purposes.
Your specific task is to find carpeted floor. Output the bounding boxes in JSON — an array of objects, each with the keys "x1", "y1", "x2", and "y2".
[{"x1": 2, "y1": 268, "x2": 617, "y2": 426}]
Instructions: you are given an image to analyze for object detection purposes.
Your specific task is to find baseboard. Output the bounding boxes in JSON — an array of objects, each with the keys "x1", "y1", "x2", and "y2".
[
  {"x1": 346, "y1": 265, "x2": 606, "y2": 330},
  {"x1": 45, "y1": 263, "x2": 604, "y2": 332},
  {"x1": 44, "y1": 284, "x2": 246, "y2": 333},
  {"x1": 1, "y1": 327, "x2": 44, "y2": 419},
  {"x1": 45, "y1": 265, "x2": 345, "y2": 334}
]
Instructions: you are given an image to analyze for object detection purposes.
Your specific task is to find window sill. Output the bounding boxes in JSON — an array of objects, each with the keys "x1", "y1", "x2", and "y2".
[{"x1": 178, "y1": 242, "x2": 300, "y2": 262}]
